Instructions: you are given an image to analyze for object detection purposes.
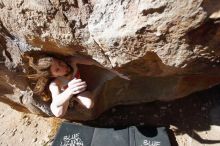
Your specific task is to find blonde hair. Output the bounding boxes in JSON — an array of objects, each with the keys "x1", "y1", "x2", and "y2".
[{"x1": 26, "y1": 55, "x2": 54, "y2": 101}]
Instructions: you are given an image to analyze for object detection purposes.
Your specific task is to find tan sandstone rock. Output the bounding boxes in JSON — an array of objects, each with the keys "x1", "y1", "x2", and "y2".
[{"x1": 0, "y1": 0, "x2": 220, "y2": 121}]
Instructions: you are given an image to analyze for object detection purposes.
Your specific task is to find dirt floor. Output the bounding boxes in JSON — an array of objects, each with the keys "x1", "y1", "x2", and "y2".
[{"x1": 1, "y1": 85, "x2": 220, "y2": 146}]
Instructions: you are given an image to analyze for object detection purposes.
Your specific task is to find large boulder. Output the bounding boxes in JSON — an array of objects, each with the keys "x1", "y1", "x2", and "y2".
[{"x1": 0, "y1": 0, "x2": 220, "y2": 121}]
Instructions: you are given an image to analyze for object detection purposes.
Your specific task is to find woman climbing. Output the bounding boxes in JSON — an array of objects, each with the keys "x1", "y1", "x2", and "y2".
[{"x1": 26, "y1": 54, "x2": 129, "y2": 117}]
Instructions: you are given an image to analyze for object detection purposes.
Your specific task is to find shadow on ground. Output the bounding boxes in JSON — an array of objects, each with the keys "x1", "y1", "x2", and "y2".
[{"x1": 84, "y1": 84, "x2": 220, "y2": 145}]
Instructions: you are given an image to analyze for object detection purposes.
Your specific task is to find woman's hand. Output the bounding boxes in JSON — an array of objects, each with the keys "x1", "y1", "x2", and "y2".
[{"x1": 66, "y1": 78, "x2": 87, "y2": 95}]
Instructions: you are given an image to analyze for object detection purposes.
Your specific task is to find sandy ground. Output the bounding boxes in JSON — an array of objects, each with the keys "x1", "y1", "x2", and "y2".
[
  {"x1": 1, "y1": 85, "x2": 220, "y2": 146},
  {"x1": 0, "y1": 102, "x2": 63, "y2": 146}
]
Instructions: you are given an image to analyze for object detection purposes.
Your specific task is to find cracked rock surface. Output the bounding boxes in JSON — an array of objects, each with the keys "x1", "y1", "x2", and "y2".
[{"x1": 0, "y1": 0, "x2": 220, "y2": 120}]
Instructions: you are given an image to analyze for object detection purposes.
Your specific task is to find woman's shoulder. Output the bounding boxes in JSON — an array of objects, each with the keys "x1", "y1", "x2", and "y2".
[{"x1": 49, "y1": 79, "x2": 60, "y2": 88}]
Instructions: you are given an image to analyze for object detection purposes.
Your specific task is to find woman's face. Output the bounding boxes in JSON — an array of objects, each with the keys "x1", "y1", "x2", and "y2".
[{"x1": 50, "y1": 58, "x2": 70, "y2": 77}]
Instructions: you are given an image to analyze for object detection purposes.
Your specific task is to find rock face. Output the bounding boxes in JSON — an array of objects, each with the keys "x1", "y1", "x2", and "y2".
[{"x1": 0, "y1": 0, "x2": 220, "y2": 121}]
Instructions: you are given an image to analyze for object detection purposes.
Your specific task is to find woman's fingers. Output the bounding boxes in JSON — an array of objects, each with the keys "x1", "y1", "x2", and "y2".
[
  {"x1": 68, "y1": 82, "x2": 87, "y2": 93},
  {"x1": 69, "y1": 86, "x2": 87, "y2": 94},
  {"x1": 67, "y1": 78, "x2": 87, "y2": 94},
  {"x1": 68, "y1": 81, "x2": 87, "y2": 88},
  {"x1": 69, "y1": 84, "x2": 87, "y2": 91}
]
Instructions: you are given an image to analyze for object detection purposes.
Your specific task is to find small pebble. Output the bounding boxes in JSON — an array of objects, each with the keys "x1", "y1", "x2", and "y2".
[
  {"x1": 34, "y1": 123, "x2": 38, "y2": 127},
  {"x1": 19, "y1": 138, "x2": 23, "y2": 142},
  {"x1": 32, "y1": 138, "x2": 37, "y2": 143},
  {"x1": 22, "y1": 115, "x2": 28, "y2": 119},
  {"x1": 34, "y1": 130, "x2": 38, "y2": 134},
  {"x1": 11, "y1": 129, "x2": 17, "y2": 136},
  {"x1": 26, "y1": 121, "x2": 31, "y2": 126},
  {"x1": 155, "y1": 31, "x2": 162, "y2": 36}
]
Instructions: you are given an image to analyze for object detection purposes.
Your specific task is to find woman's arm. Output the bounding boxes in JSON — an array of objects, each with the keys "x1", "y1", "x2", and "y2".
[
  {"x1": 49, "y1": 82, "x2": 71, "y2": 117},
  {"x1": 49, "y1": 79, "x2": 87, "y2": 117}
]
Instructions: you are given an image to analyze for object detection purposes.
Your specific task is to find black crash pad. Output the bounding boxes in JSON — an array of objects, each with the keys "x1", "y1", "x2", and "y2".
[{"x1": 52, "y1": 122, "x2": 172, "y2": 146}]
